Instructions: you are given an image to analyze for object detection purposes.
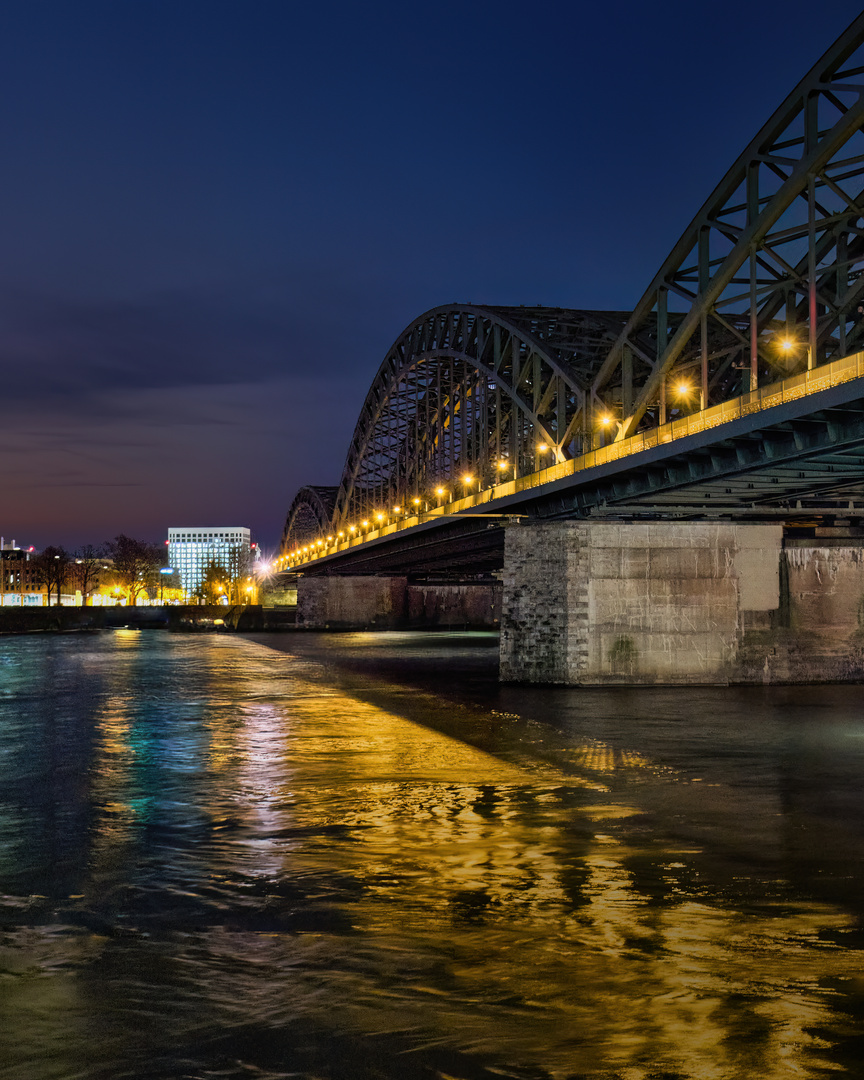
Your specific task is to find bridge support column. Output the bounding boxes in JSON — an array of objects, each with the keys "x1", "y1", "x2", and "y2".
[
  {"x1": 500, "y1": 522, "x2": 784, "y2": 684},
  {"x1": 297, "y1": 576, "x2": 409, "y2": 630},
  {"x1": 297, "y1": 575, "x2": 501, "y2": 630}
]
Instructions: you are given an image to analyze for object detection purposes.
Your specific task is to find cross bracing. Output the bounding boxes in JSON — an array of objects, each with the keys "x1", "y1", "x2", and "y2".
[
  {"x1": 282, "y1": 486, "x2": 338, "y2": 549},
  {"x1": 593, "y1": 11, "x2": 864, "y2": 438},
  {"x1": 326, "y1": 305, "x2": 633, "y2": 533},
  {"x1": 282, "y1": 13, "x2": 864, "y2": 555}
]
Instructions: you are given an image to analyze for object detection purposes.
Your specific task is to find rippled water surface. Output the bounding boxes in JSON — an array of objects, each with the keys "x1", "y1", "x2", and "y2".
[{"x1": 2, "y1": 629, "x2": 864, "y2": 1079}]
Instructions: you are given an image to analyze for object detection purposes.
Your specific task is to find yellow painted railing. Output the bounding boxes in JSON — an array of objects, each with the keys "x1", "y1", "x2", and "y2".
[{"x1": 288, "y1": 349, "x2": 864, "y2": 566}]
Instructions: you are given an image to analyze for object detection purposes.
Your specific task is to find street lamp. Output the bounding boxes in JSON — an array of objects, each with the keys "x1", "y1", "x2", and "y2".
[
  {"x1": 537, "y1": 442, "x2": 554, "y2": 467},
  {"x1": 498, "y1": 458, "x2": 516, "y2": 479},
  {"x1": 777, "y1": 334, "x2": 812, "y2": 371},
  {"x1": 159, "y1": 566, "x2": 174, "y2": 603}
]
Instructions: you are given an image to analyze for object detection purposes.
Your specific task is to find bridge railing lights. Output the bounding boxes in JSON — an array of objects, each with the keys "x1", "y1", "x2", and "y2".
[
  {"x1": 775, "y1": 333, "x2": 813, "y2": 372},
  {"x1": 296, "y1": 351, "x2": 864, "y2": 561}
]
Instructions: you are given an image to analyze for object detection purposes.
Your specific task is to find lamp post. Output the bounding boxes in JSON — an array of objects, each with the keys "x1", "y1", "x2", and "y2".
[
  {"x1": 497, "y1": 458, "x2": 517, "y2": 483},
  {"x1": 672, "y1": 380, "x2": 693, "y2": 418},
  {"x1": 159, "y1": 566, "x2": 174, "y2": 603},
  {"x1": 778, "y1": 335, "x2": 812, "y2": 372},
  {"x1": 537, "y1": 442, "x2": 553, "y2": 469}
]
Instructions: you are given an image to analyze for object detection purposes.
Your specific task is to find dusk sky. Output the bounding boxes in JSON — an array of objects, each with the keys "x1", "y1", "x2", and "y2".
[{"x1": 3, "y1": 0, "x2": 863, "y2": 553}]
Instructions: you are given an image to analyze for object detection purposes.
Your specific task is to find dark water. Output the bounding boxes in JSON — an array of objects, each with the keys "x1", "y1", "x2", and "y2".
[{"x1": 2, "y1": 630, "x2": 864, "y2": 1079}]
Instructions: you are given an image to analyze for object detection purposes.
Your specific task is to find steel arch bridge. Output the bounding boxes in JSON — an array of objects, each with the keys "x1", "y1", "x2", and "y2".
[{"x1": 283, "y1": 12, "x2": 864, "y2": 556}]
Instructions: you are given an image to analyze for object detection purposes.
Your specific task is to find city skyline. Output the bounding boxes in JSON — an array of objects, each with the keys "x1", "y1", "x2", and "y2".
[{"x1": 3, "y1": 0, "x2": 862, "y2": 550}]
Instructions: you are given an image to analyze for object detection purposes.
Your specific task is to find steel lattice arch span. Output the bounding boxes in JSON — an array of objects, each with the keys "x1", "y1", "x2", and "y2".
[{"x1": 283, "y1": 13, "x2": 864, "y2": 557}]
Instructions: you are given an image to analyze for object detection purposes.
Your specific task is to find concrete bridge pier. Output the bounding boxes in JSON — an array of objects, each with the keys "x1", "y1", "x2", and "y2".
[
  {"x1": 296, "y1": 574, "x2": 501, "y2": 630},
  {"x1": 500, "y1": 521, "x2": 864, "y2": 684}
]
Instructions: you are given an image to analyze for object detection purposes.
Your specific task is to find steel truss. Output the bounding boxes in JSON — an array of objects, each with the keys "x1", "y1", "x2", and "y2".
[
  {"x1": 327, "y1": 305, "x2": 629, "y2": 533},
  {"x1": 283, "y1": 14, "x2": 864, "y2": 552},
  {"x1": 593, "y1": 12, "x2": 864, "y2": 438},
  {"x1": 282, "y1": 486, "x2": 339, "y2": 550}
]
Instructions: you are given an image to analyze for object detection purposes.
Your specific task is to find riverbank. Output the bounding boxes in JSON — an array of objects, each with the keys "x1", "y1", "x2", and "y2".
[{"x1": 0, "y1": 604, "x2": 297, "y2": 634}]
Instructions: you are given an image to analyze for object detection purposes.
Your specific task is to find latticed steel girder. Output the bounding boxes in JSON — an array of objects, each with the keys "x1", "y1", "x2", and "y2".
[
  {"x1": 594, "y1": 11, "x2": 864, "y2": 439},
  {"x1": 282, "y1": 486, "x2": 338, "y2": 550},
  {"x1": 282, "y1": 13, "x2": 864, "y2": 553},
  {"x1": 328, "y1": 305, "x2": 631, "y2": 532}
]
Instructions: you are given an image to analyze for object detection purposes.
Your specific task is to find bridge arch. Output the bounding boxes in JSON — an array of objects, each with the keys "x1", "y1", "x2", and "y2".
[
  {"x1": 281, "y1": 14, "x2": 864, "y2": 552},
  {"x1": 328, "y1": 305, "x2": 631, "y2": 532},
  {"x1": 592, "y1": 12, "x2": 864, "y2": 439},
  {"x1": 281, "y1": 485, "x2": 338, "y2": 552}
]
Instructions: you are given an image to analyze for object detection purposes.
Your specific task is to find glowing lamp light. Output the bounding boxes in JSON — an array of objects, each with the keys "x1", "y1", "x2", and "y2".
[
  {"x1": 600, "y1": 414, "x2": 612, "y2": 426},
  {"x1": 676, "y1": 382, "x2": 690, "y2": 396},
  {"x1": 780, "y1": 338, "x2": 796, "y2": 353},
  {"x1": 350, "y1": 525, "x2": 356, "y2": 532},
  {"x1": 436, "y1": 487, "x2": 445, "y2": 495},
  {"x1": 412, "y1": 497, "x2": 420, "y2": 505},
  {"x1": 362, "y1": 520, "x2": 369, "y2": 528}
]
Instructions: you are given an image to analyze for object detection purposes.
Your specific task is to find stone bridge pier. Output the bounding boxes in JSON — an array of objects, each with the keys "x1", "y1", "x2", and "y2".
[
  {"x1": 500, "y1": 521, "x2": 864, "y2": 684},
  {"x1": 296, "y1": 575, "x2": 501, "y2": 630}
]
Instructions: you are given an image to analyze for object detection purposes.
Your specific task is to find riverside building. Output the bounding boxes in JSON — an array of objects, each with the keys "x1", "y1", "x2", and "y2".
[
  {"x1": 166, "y1": 527, "x2": 252, "y2": 601},
  {"x1": 0, "y1": 541, "x2": 43, "y2": 606}
]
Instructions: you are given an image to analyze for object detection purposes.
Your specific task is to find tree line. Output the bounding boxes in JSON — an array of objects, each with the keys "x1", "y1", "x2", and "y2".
[
  {"x1": 25, "y1": 535, "x2": 256, "y2": 606},
  {"x1": 30, "y1": 535, "x2": 168, "y2": 606}
]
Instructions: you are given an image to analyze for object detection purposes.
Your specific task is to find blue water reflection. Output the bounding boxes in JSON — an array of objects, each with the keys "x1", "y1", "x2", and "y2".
[{"x1": 0, "y1": 629, "x2": 863, "y2": 1079}]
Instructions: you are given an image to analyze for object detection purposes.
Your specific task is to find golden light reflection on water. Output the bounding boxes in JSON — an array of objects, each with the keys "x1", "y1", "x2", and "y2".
[{"x1": 1, "y1": 633, "x2": 862, "y2": 1080}]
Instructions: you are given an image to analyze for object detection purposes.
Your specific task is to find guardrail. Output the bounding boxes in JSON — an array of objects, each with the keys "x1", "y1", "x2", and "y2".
[{"x1": 288, "y1": 349, "x2": 864, "y2": 566}]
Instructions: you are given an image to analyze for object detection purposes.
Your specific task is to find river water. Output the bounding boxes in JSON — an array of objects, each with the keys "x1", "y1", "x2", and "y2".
[{"x1": 1, "y1": 629, "x2": 864, "y2": 1079}]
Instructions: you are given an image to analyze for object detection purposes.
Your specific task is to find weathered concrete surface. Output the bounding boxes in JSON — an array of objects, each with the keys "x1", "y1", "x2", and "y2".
[
  {"x1": 737, "y1": 547, "x2": 864, "y2": 683},
  {"x1": 298, "y1": 576, "x2": 408, "y2": 629},
  {"x1": 406, "y1": 583, "x2": 501, "y2": 628},
  {"x1": 297, "y1": 575, "x2": 501, "y2": 630},
  {"x1": 500, "y1": 522, "x2": 807, "y2": 685}
]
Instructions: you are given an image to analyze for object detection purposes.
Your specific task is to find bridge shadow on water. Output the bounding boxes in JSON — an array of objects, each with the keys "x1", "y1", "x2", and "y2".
[
  {"x1": 237, "y1": 629, "x2": 864, "y2": 1077},
  {"x1": 243, "y1": 629, "x2": 864, "y2": 903},
  {"x1": 3, "y1": 630, "x2": 864, "y2": 1078}
]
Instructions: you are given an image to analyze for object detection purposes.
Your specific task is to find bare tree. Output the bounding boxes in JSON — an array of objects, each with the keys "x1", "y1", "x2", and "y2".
[
  {"x1": 34, "y1": 546, "x2": 71, "y2": 607},
  {"x1": 108, "y1": 535, "x2": 162, "y2": 606},
  {"x1": 72, "y1": 544, "x2": 108, "y2": 605},
  {"x1": 223, "y1": 544, "x2": 251, "y2": 603}
]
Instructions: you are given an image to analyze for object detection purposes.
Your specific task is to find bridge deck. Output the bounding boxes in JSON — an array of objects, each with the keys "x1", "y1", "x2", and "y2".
[{"x1": 283, "y1": 349, "x2": 864, "y2": 574}]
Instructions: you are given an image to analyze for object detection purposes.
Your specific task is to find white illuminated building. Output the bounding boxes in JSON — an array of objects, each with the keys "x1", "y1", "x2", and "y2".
[{"x1": 167, "y1": 526, "x2": 252, "y2": 600}]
